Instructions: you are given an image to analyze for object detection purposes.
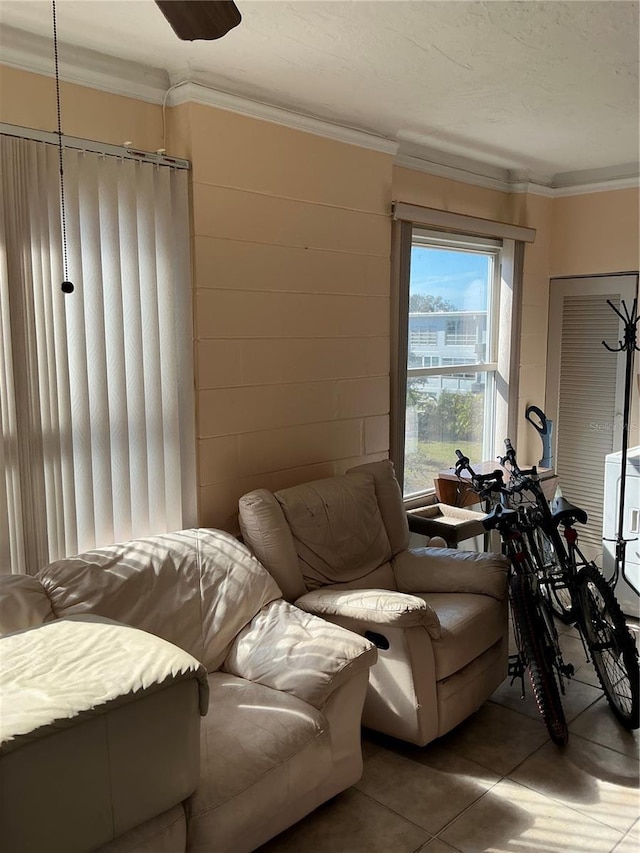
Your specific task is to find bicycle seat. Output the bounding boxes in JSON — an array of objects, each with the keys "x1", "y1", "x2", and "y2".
[{"x1": 551, "y1": 496, "x2": 588, "y2": 526}]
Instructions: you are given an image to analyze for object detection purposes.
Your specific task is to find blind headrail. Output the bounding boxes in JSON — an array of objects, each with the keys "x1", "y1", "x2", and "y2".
[
  {"x1": 0, "y1": 122, "x2": 190, "y2": 170},
  {"x1": 392, "y1": 201, "x2": 536, "y2": 243}
]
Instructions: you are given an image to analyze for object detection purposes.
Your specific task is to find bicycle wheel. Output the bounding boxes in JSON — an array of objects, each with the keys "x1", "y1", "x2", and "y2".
[
  {"x1": 576, "y1": 563, "x2": 639, "y2": 729},
  {"x1": 510, "y1": 571, "x2": 569, "y2": 745},
  {"x1": 533, "y1": 528, "x2": 574, "y2": 623}
]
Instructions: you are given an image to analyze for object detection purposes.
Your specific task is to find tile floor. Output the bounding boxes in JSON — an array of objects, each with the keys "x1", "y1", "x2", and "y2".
[{"x1": 259, "y1": 619, "x2": 640, "y2": 853}]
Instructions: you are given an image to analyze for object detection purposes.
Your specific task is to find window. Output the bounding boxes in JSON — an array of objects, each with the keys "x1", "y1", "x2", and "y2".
[
  {"x1": 394, "y1": 226, "x2": 522, "y2": 500},
  {"x1": 0, "y1": 133, "x2": 196, "y2": 573}
]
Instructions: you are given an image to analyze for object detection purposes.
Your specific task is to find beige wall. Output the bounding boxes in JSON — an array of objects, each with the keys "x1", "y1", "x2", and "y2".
[
  {"x1": 550, "y1": 188, "x2": 640, "y2": 278},
  {"x1": 516, "y1": 193, "x2": 554, "y2": 463},
  {"x1": 168, "y1": 103, "x2": 393, "y2": 529},
  {"x1": 0, "y1": 65, "x2": 163, "y2": 150},
  {"x1": 2, "y1": 62, "x2": 638, "y2": 526},
  {"x1": 548, "y1": 187, "x2": 640, "y2": 469}
]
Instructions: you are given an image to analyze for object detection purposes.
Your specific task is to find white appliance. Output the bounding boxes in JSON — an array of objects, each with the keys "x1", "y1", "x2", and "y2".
[{"x1": 602, "y1": 447, "x2": 640, "y2": 618}]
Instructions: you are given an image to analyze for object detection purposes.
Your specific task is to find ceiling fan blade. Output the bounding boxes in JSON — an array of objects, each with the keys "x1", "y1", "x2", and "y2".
[{"x1": 155, "y1": 1, "x2": 241, "y2": 41}]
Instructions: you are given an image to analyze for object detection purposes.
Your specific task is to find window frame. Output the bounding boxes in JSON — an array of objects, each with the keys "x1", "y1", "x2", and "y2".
[{"x1": 391, "y1": 218, "x2": 525, "y2": 505}]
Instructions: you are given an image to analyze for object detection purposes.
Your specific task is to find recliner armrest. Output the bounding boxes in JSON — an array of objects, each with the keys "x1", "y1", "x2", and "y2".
[
  {"x1": 223, "y1": 599, "x2": 377, "y2": 709},
  {"x1": 393, "y1": 548, "x2": 509, "y2": 601},
  {"x1": 295, "y1": 588, "x2": 441, "y2": 637}
]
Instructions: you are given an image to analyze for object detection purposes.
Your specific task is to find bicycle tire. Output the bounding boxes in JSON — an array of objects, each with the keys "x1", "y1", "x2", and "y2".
[
  {"x1": 532, "y1": 528, "x2": 574, "y2": 623},
  {"x1": 510, "y1": 572, "x2": 569, "y2": 745},
  {"x1": 576, "y1": 563, "x2": 639, "y2": 729}
]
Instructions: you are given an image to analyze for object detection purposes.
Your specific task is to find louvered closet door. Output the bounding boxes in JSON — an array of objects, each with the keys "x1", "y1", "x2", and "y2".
[{"x1": 546, "y1": 275, "x2": 638, "y2": 560}]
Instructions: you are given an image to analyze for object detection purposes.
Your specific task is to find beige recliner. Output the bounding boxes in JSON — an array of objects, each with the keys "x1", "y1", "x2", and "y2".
[{"x1": 239, "y1": 459, "x2": 509, "y2": 747}]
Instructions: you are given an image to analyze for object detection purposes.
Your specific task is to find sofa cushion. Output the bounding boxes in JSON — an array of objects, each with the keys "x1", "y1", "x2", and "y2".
[
  {"x1": 224, "y1": 599, "x2": 377, "y2": 708},
  {"x1": 420, "y1": 593, "x2": 505, "y2": 681},
  {"x1": 275, "y1": 473, "x2": 392, "y2": 590},
  {"x1": 188, "y1": 673, "x2": 333, "y2": 853},
  {"x1": 37, "y1": 529, "x2": 281, "y2": 672}
]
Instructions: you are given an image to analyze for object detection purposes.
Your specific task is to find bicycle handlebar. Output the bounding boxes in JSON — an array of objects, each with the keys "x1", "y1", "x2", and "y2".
[
  {"x1": 454, "y1": 445, "x2": 538, "y2": 501},
  {"x1": 498, "y1": 438, "x2": 538, "y2": 481},
  {"x1": 454, "y1": 450, "x2": 505, "y2": 496}
]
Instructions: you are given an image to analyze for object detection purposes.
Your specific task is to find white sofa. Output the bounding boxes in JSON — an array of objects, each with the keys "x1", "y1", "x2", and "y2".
[{"x1": 0, "y1": 529, "x2": 376, "y2": 853}]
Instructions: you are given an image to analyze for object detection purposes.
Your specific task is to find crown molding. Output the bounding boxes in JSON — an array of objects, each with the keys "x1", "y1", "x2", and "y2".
[
  {"x1": 550, "y1": 176, "x2": 640, "y2": 197},
  {"x1": 508, "y1": 182, "x2": 556, "y2": 198},
  {"x1": 0, "y1": 25, "x2": 169, "y2": 104},
  {"x1": 553, "y1": 162, "x2": 640, "y2": 188},
  {"x1": 167, "y1": 81, "x2": 400, "y2": 155},
  {"x1": 395, "y1": 152, "x2": 638, "y2": 197},
  {"x1": 394, "y1": 152, "x2": 514, "y2": 193},
  {"x1": 0, "y1": 24, "x2": 637, "y2": 193}
]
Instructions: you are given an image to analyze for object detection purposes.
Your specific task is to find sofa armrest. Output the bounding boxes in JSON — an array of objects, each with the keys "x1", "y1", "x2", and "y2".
[
  {"x1": 393, "y1": 548, "x2": 509, "y2": 601},
  {"x1": 295, "y1": 588, "x2": 441, "y2": 638},
  {"x1": 223, "y1": 599, "x2": 377, "y2": 709},
  {"x1": 1, "y1": 615, "x2": 209, "y2": 750},
  {"x1": 0, "y1": 575, "x2": 55, "y2": 637},
  {"x1": 1, "y1": 615, "x2": 207, "y2": 853}
]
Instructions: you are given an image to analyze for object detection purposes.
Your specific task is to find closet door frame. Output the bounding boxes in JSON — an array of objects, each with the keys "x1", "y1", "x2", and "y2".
[{"x1": 546, "y1": 272, "x2": 639, "y2": 558}]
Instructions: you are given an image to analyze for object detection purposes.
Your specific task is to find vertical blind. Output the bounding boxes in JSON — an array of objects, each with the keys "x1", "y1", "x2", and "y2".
[{"x1": 0, "y1": 135, "x2": 196, "y2": 574}]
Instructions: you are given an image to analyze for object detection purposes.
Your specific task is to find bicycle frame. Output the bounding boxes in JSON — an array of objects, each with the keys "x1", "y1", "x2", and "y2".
[
  {"x1": 499, "y1": 444, "x2": 592, "y2": 624},
  {"x1": 453, "y1": 454, "x2": 573, "y2": 693},
  {"x1": 454, "y1": 442, "x2": 640, "y2": 733}
]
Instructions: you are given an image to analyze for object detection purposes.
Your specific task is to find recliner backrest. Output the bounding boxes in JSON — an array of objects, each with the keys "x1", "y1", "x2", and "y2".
[
  {"x1": 239, "y1": 460, "x2": 410, "y2": 600},
  {"x1": 345, "y1": 460, "x2": 410, "y2": 555},
  {"x1": 275, "y1": 472, "x2": 392, "y2": 590}
]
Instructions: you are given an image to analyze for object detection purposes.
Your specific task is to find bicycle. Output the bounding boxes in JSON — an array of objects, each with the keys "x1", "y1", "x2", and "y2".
[
  {"x1": 455, "y1": 444, "x2": 640, "y2": 737},
  {"x1": 499, "y1": 438, "x2": 574, "y2": 624},
  {"x1": 497, "y1": 439, "x2": 640, "y2": 730},
  {"x1": 454, "y1": 451, "x2": 572, "y2": 744}
]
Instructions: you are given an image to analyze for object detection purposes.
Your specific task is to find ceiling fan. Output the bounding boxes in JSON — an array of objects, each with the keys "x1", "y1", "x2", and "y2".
[{"x1": 154, "y1": 0, "x2": 242, "y2": 41}]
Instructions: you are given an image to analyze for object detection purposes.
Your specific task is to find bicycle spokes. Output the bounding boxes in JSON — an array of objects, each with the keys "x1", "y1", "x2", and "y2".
[{"x1": 577, "y1": 565, "x2": 639, "y2": 728}]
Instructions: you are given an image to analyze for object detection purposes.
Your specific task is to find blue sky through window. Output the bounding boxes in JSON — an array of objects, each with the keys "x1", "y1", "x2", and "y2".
[{"x1": 410, "y1": 247, "x2": 490, "y2": 311}]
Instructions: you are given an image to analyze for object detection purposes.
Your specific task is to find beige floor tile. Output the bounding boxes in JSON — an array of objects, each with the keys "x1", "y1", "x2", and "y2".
[
  {"x1": 558, "y1": 631, "x2": 589, "y2": 666},
  {"x1": 571, "y1": 657, "x2": 602, "y2": 688},
  {"x1": 435, "y1": 701, "x2": 550, "y2": 776},
  {"x1": 490, "y1": 668, "x2": 601, "y2": 723},
  {"x1": 570, "y1": 698, "x2": 639, "y2": 759},
  {"x1": 557, "y1": 630, "x2": 607, "y2": 688},
  {"x1": 510, "y1": 734, "x2": 640, "y2": 833},
  {"x1": 421, "y1": 839, "x2": 463, "y2": 853},
  {"x1": 256, "y1": 788, "x2": 430, "y2": 853},
  {"x1": 555, "y1": 620, "x2": 581, "y2": 638},
  {"x1": 355, "y1": 739, "x2": 500, "y2": 834},
  {"x1": 439, "y1": 778, "x2": 624, "y2": 853},
  {"x1": 612, "y1": 819, "x2": 640, "y2": 853}
]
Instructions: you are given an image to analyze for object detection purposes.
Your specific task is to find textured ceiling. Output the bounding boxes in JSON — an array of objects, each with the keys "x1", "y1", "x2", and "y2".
[{"x1": 1, "y1": 0, "x2": 638, "y2": 180}]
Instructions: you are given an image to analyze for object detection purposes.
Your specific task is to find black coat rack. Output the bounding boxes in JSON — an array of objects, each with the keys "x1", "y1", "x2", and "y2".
[{"x1": 602, "y1": 298, "x2": 640, "y2": 594}]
